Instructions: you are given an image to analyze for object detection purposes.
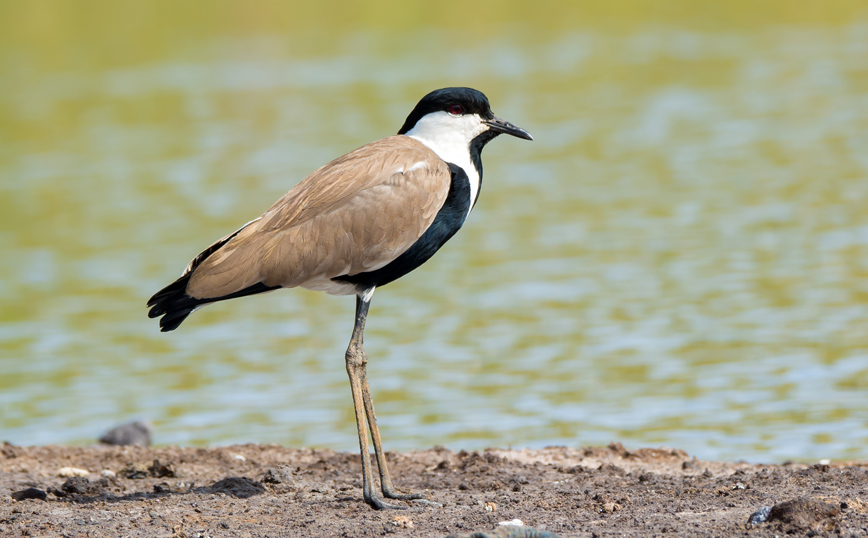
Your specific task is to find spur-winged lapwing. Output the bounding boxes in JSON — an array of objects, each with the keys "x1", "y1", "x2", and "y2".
[{"x1": 147, "y1": 87, "x2": 532, "y2": 509}]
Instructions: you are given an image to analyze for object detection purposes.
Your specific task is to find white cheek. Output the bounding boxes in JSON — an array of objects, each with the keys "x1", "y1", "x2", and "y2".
[{"x1": 405, "y1": 111, "x2": 486, "y2": 217}]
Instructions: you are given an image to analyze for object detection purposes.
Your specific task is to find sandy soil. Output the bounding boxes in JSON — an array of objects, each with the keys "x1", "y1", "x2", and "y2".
[{"x1": 2, "y1": 442, "x2": 867, "y2": 537}]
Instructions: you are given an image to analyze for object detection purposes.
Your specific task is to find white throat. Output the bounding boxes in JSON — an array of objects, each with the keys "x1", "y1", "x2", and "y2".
[{"x1": 405, "y1": 111, "x2": 487, "y2": 217}]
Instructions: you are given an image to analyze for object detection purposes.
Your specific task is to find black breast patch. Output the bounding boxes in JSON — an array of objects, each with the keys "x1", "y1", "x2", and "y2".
[{"x1": 334, "y1": 162, "x2": 472, "y2": 291}]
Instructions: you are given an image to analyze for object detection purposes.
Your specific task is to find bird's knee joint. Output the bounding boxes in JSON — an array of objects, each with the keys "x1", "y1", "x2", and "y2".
[{"x1": 345, "y1": 346, "x2": 367, "y2": 369}]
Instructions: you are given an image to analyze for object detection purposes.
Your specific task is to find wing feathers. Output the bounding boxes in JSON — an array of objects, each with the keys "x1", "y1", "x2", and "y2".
[{"x1": 184, "y1": 136, "x2": 451, "y2": 299}]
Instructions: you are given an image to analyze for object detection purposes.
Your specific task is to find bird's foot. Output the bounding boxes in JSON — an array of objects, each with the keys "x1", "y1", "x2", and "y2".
[
  {"x1": 364, "y1": 493, "x2": 410, "y2": 510},
  {"x1": 382, "y1": 487, "x2": 442, "y2": 507},
  {"x1": 364, "y1": 488, "x2": 440, "y2": 510}
]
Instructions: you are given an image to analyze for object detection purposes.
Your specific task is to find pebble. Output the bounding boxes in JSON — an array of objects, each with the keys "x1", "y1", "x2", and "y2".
[
  {"x1": 390, "y1": 515, "x2": 413, "y2": 529},
  {"x1": 498, "y1": 519, "x2": 524, "y2": 526},
  {"x1": 120, "y1": 463, "x2": 150, "y2": 479},
  {"x1": 99, "y1": 420, "x2": 152, "y2": 447},
  {"x1": 748, "y1": 506, "x2": 771, "y2": 525},
  {"x1": 58, "y1": 467, "x2": 89, "y2": 477},
  {"x1": 11, "y1": 488, "x2": 47, "y2": 501}
]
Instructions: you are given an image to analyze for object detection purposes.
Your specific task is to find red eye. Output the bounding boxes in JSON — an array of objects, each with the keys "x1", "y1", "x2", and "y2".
[{"x1": 448, "y1": 104, "x2": 464, "y2": 115}]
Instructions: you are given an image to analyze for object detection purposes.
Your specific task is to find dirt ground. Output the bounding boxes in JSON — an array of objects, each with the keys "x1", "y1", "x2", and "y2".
[{"x1": 2, "y1": 442, "x2": 867, "y2": 537}]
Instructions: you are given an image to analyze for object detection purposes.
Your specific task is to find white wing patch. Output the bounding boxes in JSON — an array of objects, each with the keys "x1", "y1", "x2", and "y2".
[
  {"x1": 406, "y1": 161, "x2": 428, "y2": 173},
  {"x1": 392, "y1": 161, "x2": 426, "y2": 176}
]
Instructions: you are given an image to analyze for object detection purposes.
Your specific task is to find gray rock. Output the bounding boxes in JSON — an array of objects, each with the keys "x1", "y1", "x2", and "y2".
[
  {"x1": 99, "y1": 420, "x2": 152, "y2": 446},
  {"x1": 748, "y1": 506, "x2": 771, "y2": 525}
]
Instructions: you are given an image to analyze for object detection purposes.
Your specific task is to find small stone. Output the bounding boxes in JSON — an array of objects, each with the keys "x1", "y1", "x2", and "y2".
[
  {"x1": 232, "y1": 453, "x2": 246, "y2": 461},
  {"x1": 149, "y1": 459, "x2": 177, "y2": 478},
  {"x1": 261, "y1": 467, "x2": 294, "y2": 484},
  {"x1": 601, "y1": 501, "x2": 621, "y2": 513},
  {"x1": 119, "y1": 463, "x2": 150, "y2": 479},
  {"x1": 58, "y1": 466, "x2": 89, "y2": 477},
  {"x1": 498, "y1": 519, "x2": 524, "y2": 527},
  {"x1": 154, "y1": 482, "x2": 178, "y2": 494},
  {"x1": 99, "y1": 420, "x2": 152, "y2": 447},
  {"x1": 101, "y1": 469, "x2": 116, "y2": 478},
  {"x1": 485, "y1": 501, "x2": 497, "y2": 512},
  {"x1": 748, "y1": 506, "x2": 771, "y2": 525},
  {"x1": 391, "y1": 515, "x2": 413, "y2": 528},
  {"x1": 11, "y1": 488, "x2": 47, "y2": 501},
  {"x1": 52, "y1": 476, "x2": 99, "y2": 497}
]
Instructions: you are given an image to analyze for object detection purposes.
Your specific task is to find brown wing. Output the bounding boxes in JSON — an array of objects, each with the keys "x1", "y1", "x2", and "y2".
[{"x1": 185, "y1": 136, "x2": 451, "y2": 299}]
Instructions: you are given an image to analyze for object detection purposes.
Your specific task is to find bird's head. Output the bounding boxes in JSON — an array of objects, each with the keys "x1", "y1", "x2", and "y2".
[{"x1": 398, "y1": 87, "x2": 533, "y2": 150}]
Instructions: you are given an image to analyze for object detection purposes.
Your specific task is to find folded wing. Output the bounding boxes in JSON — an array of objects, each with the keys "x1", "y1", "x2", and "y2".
[{"x1": 148, "y1": 136, "x2": 451, "y2": 330}]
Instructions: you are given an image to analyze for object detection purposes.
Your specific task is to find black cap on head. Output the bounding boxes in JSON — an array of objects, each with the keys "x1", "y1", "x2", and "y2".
[
  {"x1": 398, "y1": 87, "x2": 494, "y2": 135},
  {"x1": 398, "y1": 87, "x2": 533, "y2": 142}
]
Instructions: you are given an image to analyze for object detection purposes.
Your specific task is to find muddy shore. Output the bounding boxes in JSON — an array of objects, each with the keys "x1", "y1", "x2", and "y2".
[{"x1": 2, "y1": 443, "x2": 866, "y2": 537}]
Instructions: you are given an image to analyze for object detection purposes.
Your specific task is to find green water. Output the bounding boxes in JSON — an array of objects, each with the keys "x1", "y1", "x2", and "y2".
[{"x1": 2, "y1": 2, "x2": 867, "y2": 462}]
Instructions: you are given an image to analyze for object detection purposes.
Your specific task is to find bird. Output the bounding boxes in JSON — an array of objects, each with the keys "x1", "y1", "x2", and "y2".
[{"x1": 147, "y1": 87, "x2": 532, "y2": 509}]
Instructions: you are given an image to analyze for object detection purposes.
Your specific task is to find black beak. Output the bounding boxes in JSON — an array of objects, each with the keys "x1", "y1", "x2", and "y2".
[{"x1": 484, "y1": 116, "x2": 534, "y2": 141}]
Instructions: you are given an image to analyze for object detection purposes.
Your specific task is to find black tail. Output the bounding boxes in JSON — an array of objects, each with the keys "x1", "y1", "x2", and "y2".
[
  {"x1": 147, "y1": 273, "x2": 203, "y2": 332},
  {"x1": 147, "y1": 224, "x2": 279, "y2": 332},
  {"x1": 147, "y1": 274, "x2": 280, "y2": 332}
]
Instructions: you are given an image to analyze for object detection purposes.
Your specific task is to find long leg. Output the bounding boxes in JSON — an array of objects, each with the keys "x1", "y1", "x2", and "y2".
[
  {"x1": 345, "y1": 287, "x2": 406, "y2": 509},
  {"x1": 359, "y1": 366, "x2": 423, "y2": 500}
]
